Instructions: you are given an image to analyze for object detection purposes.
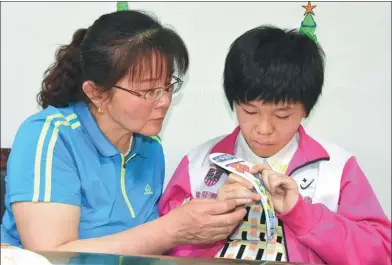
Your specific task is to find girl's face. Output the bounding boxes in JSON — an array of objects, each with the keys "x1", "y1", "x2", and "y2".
[{"x1": 235, "y1": 100, "x2": 306, "y2": 157}]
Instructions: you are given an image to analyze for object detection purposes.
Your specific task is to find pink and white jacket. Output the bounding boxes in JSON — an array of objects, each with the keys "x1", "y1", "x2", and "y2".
[{"x1": 158, "y1": 126, "x2": 391, "y2": 265}]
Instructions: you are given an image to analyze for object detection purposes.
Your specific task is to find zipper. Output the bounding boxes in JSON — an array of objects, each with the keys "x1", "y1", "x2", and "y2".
[
  {"x1": 119, "y1": 256, "x2": 124, "y2": 265},
  {"x1": 288, "y1": 157, "x2": 330, "y2": 176},
  {"x1": 281, "y1": 223, "x2": 290, "y2": 262},
  {"x1": 120, "y1": 154, "x2": 137, "y2": 218}
]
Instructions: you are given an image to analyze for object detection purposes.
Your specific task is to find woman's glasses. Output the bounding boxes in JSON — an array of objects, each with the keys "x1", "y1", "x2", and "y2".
[{"x1": 113, "y1": 76, "x2": 183, "y2": 103}]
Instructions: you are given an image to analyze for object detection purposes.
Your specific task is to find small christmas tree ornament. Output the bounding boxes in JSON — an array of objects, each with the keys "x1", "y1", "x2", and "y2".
[
  {"x1": 299, "y1": 1, "x2": 318, "y2": 43},
  {"x1": 117, "y1": 2, "x2": 129, "y2": 11}
]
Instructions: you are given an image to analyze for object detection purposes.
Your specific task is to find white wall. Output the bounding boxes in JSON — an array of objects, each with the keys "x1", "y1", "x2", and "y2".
[{"x1": 1, "y1": 2, "x2": 391, "y2": 217}]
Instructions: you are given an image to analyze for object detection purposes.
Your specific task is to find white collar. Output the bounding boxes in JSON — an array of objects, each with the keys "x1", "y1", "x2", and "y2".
[{"x1": 235, "y1": 131, "x2": 299, "y2": 174}]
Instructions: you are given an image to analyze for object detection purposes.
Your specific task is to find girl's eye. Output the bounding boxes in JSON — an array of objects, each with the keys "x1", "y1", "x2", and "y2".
[
  {"x1": 276, "y1": 115, "x2": 290, "y2": 119},
  {"x1": 243, "y1": 109, "x2": 257, "y2": 115}
]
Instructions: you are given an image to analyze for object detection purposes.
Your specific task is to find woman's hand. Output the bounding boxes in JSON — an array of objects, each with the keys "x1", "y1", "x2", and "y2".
[
  {"x1": 217, "y1": 173, "x2": 261, "y2": 205},
  {"x1": 163, "y1": 198, "x2": 247, "y2": 246},
  {"x1": 250, "y1": 163, "x2": 299, "y2": 214}
]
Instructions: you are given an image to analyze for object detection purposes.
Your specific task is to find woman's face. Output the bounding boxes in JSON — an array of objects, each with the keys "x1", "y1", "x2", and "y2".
[
  {"x1": 105, "y1": 75, "x2": 172, "y2": 137},
  {"x1": 88, "y1": 55, "x2": 174, "y2": 137},
  {"x1": 235, "y1": 100, "x2": 306, "y2": 157}
]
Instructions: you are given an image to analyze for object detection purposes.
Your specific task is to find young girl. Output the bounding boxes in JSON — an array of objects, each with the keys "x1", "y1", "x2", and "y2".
[{"x1": 158, "y1": 26, "x2": 391, "y2": 264}]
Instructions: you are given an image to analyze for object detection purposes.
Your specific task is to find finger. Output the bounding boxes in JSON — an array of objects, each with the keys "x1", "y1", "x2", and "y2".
[
  {"x1": 205, "y1": 199, "x2": 238, "y2": 215},
  {"x1": 224, "y1": 182, "x2": 250, "y2": 192},
  {"x1": 225, "y1": 182, "x2": 258, "y2": 196},
  {"x1": 249, "y1": 162, "x2": 272, "y2": 174},
  {"x1": 260, "y1": 171, "x2": 272, "y2": 192},
  {"x1": 235, "y1": 198, "x2": 253, "y2": 205},
  {"x1": 269, "y1": 175, "x2": 295, "y2": 195},
  {"x1": 190, "y1": 198, "x2": 219, "y2": 205},
  {"x1": 209, "y1": 207, "x2": 247, "y2": 227},
  {"x1": 223, "y1": 188, "x2": 261, "y2": 201},
  {"x1": 274, "y1": 186, "x2": 286, "y2": 196},
  {"x1": 226, "y1": 173, "x2": 254, "y2": 190},
  {"x1": 217, "y1": 183, "x2": 247, "y2": 200},
  {"x1": 268, "y1": 174, "x2": 283, "y2": 195}
]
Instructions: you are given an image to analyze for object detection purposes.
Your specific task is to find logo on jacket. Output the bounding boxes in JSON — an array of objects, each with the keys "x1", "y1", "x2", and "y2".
[
  {"x1": 144, "y1": 184, "x2": 153, "y2": 195},
  {"x1": 304, "y1": 196, "x2": 313, "y2": 204},
  {"x1": 196, "y1": 191, "x2": 217, "y2": 199},
  {"x1": 204, "y1": 167, "x2": 224, "y2": 186},
  {"x1": 300, "y1": 177, "x2": 314, "y2": 190}
]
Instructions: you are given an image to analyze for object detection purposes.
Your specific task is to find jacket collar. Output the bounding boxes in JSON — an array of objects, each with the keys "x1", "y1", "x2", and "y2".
[{"x1": 210, "y1": 125, "x2": 330, "y2": 175}]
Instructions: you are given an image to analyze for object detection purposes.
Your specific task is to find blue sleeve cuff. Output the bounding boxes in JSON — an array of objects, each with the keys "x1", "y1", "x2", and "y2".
[{"x1": 9, "y1": 193, "x2": 81, "y2": 207}]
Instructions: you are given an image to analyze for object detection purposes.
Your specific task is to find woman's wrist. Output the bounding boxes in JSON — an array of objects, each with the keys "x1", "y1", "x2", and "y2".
[{"x1": 158, "y1": 212, "x2": 181, "y2": 248}]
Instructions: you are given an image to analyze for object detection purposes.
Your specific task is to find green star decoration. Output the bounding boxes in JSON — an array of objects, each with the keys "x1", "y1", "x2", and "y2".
[{"x1": 117, "y1": 2, "x2": 129, "y2": 11}]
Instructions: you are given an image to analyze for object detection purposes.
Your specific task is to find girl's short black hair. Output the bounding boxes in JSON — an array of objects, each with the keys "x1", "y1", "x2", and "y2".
[
  {"x1": 38, "y1": 10, "x2": 189, "y2": 109},
  {"x1": 223, "y1": 25, "x2": 325, "y2": 116}
]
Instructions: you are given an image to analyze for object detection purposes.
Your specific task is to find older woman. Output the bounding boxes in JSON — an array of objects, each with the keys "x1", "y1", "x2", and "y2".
[{"x1": 0, "y1": 10, "x2": 246, "y2": 255}]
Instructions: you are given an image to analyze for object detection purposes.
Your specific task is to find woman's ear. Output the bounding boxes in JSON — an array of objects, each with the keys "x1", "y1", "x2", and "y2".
[{"x1": 82, "y1": 81, "x2": 109, "y2": 111}]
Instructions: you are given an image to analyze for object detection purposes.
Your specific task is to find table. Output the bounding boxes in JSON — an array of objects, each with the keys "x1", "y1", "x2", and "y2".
[{"x1": 40, "y1": 251, "x2": 312, "y2": 265}]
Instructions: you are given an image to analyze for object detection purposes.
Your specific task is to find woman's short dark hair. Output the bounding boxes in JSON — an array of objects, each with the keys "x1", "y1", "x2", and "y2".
[
  {"x1": 223, "y1": 25, "x2": 325, "y2": 116},
  {"x1": 37, "y1": 10, "x2": 189, "y2": 109}
]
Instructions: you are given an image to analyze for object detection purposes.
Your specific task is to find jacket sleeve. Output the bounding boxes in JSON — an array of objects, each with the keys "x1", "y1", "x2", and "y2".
[
  {"x1": 278, "y1": 156, "x2": 391, "y2": 265},
  {"x1": 7, "y1": 115, "x2": 81, "y2": 206},
  {"x1": 157, "y1": 156, "x2": 225, "y2": 258},
  {"x1": 158, "y1": 156, "x2": 192, "y2": 217}
]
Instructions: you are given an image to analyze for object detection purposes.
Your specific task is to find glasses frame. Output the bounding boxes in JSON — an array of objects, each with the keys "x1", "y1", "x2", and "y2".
[{"x1": 113, "y1": 76, "x2": 183, "y2": 102}]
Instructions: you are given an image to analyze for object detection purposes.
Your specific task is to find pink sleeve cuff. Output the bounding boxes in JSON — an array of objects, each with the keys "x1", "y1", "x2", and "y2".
[{"x1": 276, "y1": 196, "x2": 323, "y2": 237}]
